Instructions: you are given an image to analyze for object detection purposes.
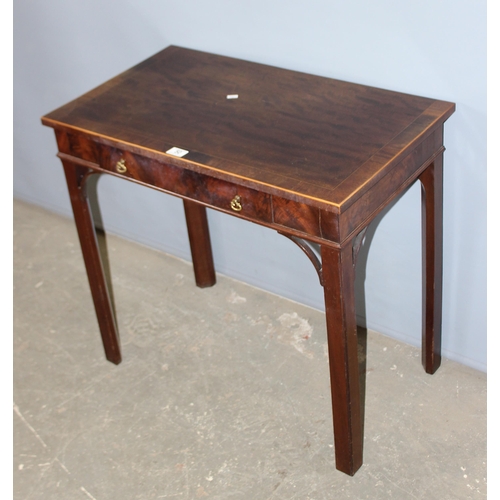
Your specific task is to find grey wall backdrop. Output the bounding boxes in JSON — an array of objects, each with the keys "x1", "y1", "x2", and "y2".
[{"x1": 14, "y1": 0, "x2": 486, "y2": 371}]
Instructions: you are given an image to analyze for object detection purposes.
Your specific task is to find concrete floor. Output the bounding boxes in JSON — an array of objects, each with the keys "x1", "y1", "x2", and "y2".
[{"x1": 13, "y1": 200, "x2": 486, "y2": 499}]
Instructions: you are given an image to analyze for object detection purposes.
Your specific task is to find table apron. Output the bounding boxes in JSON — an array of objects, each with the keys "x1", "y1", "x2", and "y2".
[
  {"x1": 55, "y1": 127, "x2": 444, "y2": 248},
  {"x1": 56, "y1": 150, "x2": 345, "y2": 248}
]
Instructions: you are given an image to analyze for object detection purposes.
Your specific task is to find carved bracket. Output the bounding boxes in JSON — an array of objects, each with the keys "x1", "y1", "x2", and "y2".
[
  {"x1": 278, "y1": 232, "x2": 324, "y2": 286},
  {"x1": 278, "y1": 226, "x2": 368, "y2": 286},
  {"x1": 352, "y1": 227, "x2": 368, "y2": 267}
]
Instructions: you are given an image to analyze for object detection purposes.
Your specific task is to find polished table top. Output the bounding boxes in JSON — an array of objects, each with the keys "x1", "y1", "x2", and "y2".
[{"x1": 42, "y1": 46, "x2": 455, "y2": 213}]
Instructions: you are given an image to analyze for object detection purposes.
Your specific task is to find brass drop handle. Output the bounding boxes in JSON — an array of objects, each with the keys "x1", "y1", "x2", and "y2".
[
  {"x1": 116, "y1": 158, "x2": 127, "y2": 173},
  {"x1": 230, "y1": 195, "x2": 242, "y2": 212}
]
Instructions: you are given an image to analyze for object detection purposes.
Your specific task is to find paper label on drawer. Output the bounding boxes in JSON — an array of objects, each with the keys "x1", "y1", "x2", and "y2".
[{"x1": 166, "y1": 147, "x2": 189, "y2": 157}]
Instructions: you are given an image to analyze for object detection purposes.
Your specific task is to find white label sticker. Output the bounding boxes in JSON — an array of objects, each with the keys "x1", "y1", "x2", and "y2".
[
  {"x1": 166, "y1": 147, "x2": 189, "y2": 157},
  {"x1": 226, "y1": 94, "x2": 239, "y2": 99}
]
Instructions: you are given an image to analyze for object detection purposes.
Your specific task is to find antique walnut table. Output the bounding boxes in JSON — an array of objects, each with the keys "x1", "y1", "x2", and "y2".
[{"x1": 42, "y1": 46, "x2": 455, "y2": 476}]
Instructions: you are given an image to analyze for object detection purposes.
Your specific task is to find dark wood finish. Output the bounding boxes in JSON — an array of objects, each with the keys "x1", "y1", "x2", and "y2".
[
  {"x1": 61, "y1": 161, "x2": 121, "y2": 365},
  {"x1": 322, "y1": 242, "x2": 362, "y2": 476},
  {"x1": 42, "y1": 46, "x2": 454, "y2": 214},
  {"x1": 41, "y1": 46, "x2": 455, "y2": 475},
  {"x1": 183, "y1": 200, "x2": 216, "y2": 288},
  {"x1": 339, "y1": 128, "x2": 444, "y2": 242},
  {"x1": 273, "y1": 196, "x2": 321, "y2": 237},
  {"x1": 419, "y1": 157, "x2": 444, "y2": 374}
]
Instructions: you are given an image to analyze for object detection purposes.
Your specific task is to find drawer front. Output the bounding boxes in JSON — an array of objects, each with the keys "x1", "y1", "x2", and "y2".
[{"x1": 99, "y1": 146, "x2": 273, "y2": 223}]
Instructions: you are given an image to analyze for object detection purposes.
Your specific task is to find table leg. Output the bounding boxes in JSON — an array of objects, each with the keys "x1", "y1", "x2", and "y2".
[
  {"x1": 62, "y1": 161, "x2": 122, "y2": 365},
  {"x1": 183, "y1": 200, "x2": 216, "y2": 288},
  {"x1": 419, "y1": 156, "x2": 443, "y2": 374},
  {"x1": 321, "y1": 242, "x2": 363, "y2": 476}
]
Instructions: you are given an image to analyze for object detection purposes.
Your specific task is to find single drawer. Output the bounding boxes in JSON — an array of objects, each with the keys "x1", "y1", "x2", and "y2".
[{"x1": 99, "y1": 145, "x2": 273, "y2": 224}]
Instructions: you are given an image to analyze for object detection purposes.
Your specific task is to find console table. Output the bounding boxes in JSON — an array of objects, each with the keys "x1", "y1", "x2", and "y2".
[{"x1": 41, "y1": 46, "x2": 455, "y2": 476}]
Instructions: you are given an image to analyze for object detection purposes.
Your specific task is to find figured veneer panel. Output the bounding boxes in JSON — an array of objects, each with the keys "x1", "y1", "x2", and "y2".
[
  {"x1": 55, "y1": 130, "x2": 100, "y2": 163},
  {"x1": 272, "y1": 196, "x2": 321, "y2": 237}
]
